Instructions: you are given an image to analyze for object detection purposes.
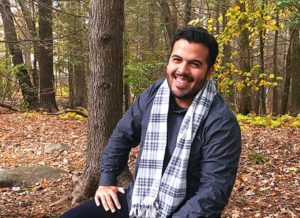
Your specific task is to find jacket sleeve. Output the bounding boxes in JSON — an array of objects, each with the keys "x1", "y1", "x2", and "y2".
[
  {"x1": 172, "y1": 118, "x2": 241, "y2": 218},
  {"x1": 99, "y1": 94, "x2": 145, "y2": 186}
]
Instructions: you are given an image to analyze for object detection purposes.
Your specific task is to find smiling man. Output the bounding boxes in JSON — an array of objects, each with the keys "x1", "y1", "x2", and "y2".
[{"x1": 61, "y1": 26, "x2": 241, "y2": 218}]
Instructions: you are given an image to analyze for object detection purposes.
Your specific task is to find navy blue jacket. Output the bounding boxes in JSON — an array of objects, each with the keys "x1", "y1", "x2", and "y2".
[{"x1": 99, "y1": 79, "x2": 241, "y2": 217}]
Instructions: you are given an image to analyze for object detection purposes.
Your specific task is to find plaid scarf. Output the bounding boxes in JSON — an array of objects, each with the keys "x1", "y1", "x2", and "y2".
[{"x1": 130, "y1": 79, "x2": 217, "y2": 218}]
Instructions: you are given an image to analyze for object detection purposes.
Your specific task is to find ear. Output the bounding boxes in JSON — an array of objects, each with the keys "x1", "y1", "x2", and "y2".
[{"x1": 206, "y1": 66, "x2": 214, "y2": 80}]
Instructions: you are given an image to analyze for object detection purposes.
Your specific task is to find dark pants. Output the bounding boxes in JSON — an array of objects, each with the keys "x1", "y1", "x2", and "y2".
[{"x1": 60, "y1": 193, "x2": 129, "y2": 218}]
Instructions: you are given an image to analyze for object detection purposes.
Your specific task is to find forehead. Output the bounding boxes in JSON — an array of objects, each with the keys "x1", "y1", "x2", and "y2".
[{"x1": 171, "y1": 39, "x2": 209, "y2": 60}]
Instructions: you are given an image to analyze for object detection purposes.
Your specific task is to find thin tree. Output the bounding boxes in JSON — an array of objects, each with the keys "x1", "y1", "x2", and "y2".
[
  {"x1": 65, "y1": 1, "x2": 87, "y2": 108},
  {"x1": 257, "y1": 1, "x2": 267, "y2": 115},
  {"x1": 71, "y1": 0, "x2": 125, "y2": 203},
  {"x1": 290, "y1": 24, "x2": 300, "y2": 115},
  {"x1": 17, "y1": 0, "x2": 39, "y2": 88},
  {"x1": 38, "y1": 0, "x2": 58, "y2": 112},
  {"x1": 0, "y1": 0, "x2": 38, "y2": 108},
  {"x1": 281, "y1": 27, "x2": 295, "y2": 114},
  {"x1": 272, "y1": 11, "x2": 280, "y2": 115},
  {"x1": 237, "y1": 0, "x2": 252, "y2": 114},
  {"x1": 184, "y1": 0, "x2": 192, "y2": 26},
  {"x1": 157, "y1": 0, "x2": 177, "y2": 44}
]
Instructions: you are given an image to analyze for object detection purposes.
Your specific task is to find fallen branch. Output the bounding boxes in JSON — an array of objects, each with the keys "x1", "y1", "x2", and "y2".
[
  {"x1": 0, "y1": 102, "x2": 19, "y2": 112},
  {"x1": 48, "y1": 109, "x2": 88, "y2": 118}
]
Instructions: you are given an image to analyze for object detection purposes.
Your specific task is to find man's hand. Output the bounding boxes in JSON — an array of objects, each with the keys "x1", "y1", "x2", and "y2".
[{"x1": 94, "y1": 185, "x2": 125, "y2": 213}]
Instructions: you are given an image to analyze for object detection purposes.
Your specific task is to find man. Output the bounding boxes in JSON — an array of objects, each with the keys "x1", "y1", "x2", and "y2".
[{"x1": 61, "y1": 26, "x2": 241, "y2": 218}]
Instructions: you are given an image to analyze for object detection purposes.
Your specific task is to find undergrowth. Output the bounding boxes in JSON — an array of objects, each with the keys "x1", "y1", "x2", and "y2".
[{"x1": 237, "y1": 114, "x2": 300, "y2": 130}]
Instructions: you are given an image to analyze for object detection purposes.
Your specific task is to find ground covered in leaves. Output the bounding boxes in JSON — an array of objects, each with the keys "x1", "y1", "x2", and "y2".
[{"x1": 0, "y1": 108, "x2": 299, "y2": 217}]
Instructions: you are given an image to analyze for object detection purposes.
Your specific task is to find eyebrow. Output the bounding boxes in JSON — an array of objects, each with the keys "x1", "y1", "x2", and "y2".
[{"x1": 171, "y1": 54, "x2": 182, "y2": 59}]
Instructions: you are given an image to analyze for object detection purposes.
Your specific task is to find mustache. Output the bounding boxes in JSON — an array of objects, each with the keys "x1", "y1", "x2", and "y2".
[{"x1": 174, "y1": 72, "x2": 193, "y2": 82}]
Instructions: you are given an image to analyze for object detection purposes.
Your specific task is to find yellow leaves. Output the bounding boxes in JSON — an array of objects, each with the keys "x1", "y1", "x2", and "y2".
[
  {"x1": 243, "y1": 72, "x2": 252, "y2": 78},
  {"x1": 259, "y1": 73, "x2": 266, "y2": 79},
  {"x1": 231, "y1": 51, "x2": 239, "y2": 59},
  {"x1": 286, "y1": 167, "x2": 298, "y2": 174},
  {"x1": 59, "y1": 112, "x2": 86, "y2": 121},
  {"x1": 207, "y1": 25, "x2": 213, "y2": 32},
  {"x1": 237, "y1": 114, "x2": 300, "y2": 129},
  {"x1": 253, "y1": 11, "x2": 260, "y2": 18},
  {"x1": 188, "y1": 18, "x2": 200, "y2": 26},
  {"x1": 236, "y1": 82, "x2": 246, "y2": 91},
  {"x1": 23, "y1": 112, "x2": 37, "y2": 118},
  {"x1": 264, "y1": 15, "x2": 272, "y2": 21},
  {"x1": 269, "y1": 74, "x2": 275, "y2": 79},
  {"x1": 207, "y1": 18, "x2": 214, "y2": 24}
]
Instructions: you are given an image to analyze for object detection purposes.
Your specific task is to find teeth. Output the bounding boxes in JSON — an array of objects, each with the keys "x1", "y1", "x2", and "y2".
[{"x1": 176, "y1": 77, "x2": 188, "y2": 83}]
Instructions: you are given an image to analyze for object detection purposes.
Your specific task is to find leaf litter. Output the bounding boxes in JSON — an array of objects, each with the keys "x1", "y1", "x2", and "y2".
[{"x1": 0, "y1": 108, "x2": 299, "y2": 217}]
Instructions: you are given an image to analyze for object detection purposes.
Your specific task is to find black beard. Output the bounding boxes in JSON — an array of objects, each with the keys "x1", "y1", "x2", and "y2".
[{"x1": 169, "y1": 80, "x2": 207, "y2": 100}]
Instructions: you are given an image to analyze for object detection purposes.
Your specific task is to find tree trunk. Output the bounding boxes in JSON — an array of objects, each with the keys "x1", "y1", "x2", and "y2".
[
  {"x1": 0, "y1": 0, "x2": 38, "y2": 108},
  {"x1": 157, "y1": 0, "x2": 177, "y2": 44},
  {"x1": 67, "y1": 1, "x2": 88, "y2": 108},
  {"x1": 73, "y1": 56, "x2": 87, "y2": 107},
  {"x1": 237, "y1": 0, "x2": 252, "y2": 115},
  {"x1": 148, "y1": 1, "x2": 156, "y2": 51},
  {"x1": 71, "y1": 0, "x2": 125, "y2": 204},
  {"x1": 184, "y1": 0, "x2": 192, "y2": 26},
  {"x1": 221, "y1": 1, "x2": 235, "y2": 108},
  {"x1": 68, "y1": 57, "x2": 74, "y2": 109},
  {"x1": 38, "y1": 0, "x2": 58, "y2": 112},
  {"x1": 281, "y1": 27, "x2": 295, "y2": 114},
  {"x1": 272, "y1": 12, "x2": 279, "y2": 115},
  {"x1": 290, "y1": 24, "x2": 300, "y2": 116},
  {"x1": 257, "y1": 1, "x2": 266, "y2": 115},
  {"x1": 17, "y1": 0, "x2": 39, "y2": 89}
]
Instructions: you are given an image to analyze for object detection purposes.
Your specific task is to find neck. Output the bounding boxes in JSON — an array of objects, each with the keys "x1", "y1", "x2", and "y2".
[{"x1": 175, "y1": 97, "x2": 193, "y2": 109}]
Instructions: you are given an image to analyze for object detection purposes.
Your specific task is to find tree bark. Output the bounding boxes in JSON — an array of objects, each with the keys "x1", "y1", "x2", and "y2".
[
  {"x1": 281, "y1": 27, "x2": 295, "y2": 114},
  {"x1": 0, "y1": 0, "x2": 38, "y2": 108},
  {"x1": 71, "y1": 0, "x2": 125, "y2": 204},
  {"x1": 257, "y1": 2, "x2": 266, "y2": 115},
  {"x1": 290, "y1": 24, "x2": 300, "y2": 116},
  {"x1": 67, "y1": 1, "x2": 88, "y2": 108},
  {"x1": 17, "y1": 0, "x2": 39, "y2": 88},
  {"x1": 157, "y1": 0, "x2": 177, "y2": 44},
  {"x1": 148, "y1": 1, "x2": 156, "y2": 51},
  {"x1": 237, "y1": 0, "x2": 252, "y2": 115},
  {"x1": 68, "y1": 56, "x2": 74, "y2": 108},
  {"x1": 184, "y1": 0, "x2": 192, "y2": 26},
  {"x1": 272, "y1": 12, "x2": 279, "y2": 115},
  {"x1": 38, "y1": 0, "x2": 58, "y2": 112}
]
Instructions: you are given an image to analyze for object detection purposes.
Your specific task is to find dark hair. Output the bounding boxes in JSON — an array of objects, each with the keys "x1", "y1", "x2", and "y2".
[{"x1": 171, "y1": 26, "x2": 219, "y2": 68}]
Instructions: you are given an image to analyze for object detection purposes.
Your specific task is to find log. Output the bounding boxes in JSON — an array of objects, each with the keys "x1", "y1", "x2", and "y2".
[{"x1": 0, "y1": 102, "x2": 19, "y2": 111}]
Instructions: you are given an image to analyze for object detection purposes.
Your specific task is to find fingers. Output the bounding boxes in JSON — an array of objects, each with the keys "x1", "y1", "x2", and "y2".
[
  {"x1": 100, "y1": 192, "x2": 112, "y2": 212},
  {"x1": 94, "y1": 186, "x2": 125, "y2": 213},
  {"x1": 94, "y1": 194, "x2": 101, "y2": 207},
  {"x1": 118, "y1": 187, "x2": 125, "y2": 194}
]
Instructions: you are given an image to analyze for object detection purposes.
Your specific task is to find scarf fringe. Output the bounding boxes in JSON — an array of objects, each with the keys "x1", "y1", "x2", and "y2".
[{"x1": 130, "y1": 203, "x2": 159, "y2": 218}]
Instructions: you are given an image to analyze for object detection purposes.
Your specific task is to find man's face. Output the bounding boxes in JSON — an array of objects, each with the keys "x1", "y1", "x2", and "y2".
[{"x1": 166, "y1": 39, "x2": 213, "y2": 108}]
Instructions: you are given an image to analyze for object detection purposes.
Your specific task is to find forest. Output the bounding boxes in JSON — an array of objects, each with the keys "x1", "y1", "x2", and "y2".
[{"x1": 0, "y1": 0, "x2": 299, "y2": 217}]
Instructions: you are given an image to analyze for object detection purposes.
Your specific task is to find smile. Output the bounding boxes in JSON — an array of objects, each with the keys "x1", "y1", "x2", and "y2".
[{"x1": 174, "y1": 75, "x2": 192, "y2": 88}]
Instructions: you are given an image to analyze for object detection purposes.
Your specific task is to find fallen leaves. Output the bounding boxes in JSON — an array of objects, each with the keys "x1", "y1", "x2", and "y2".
[
  {"x1": 0, "y1": 107, "x2": 299, "y2": 217},
  {"x1": 223, "y1": 126, "x2": 300, "y2": 217}
]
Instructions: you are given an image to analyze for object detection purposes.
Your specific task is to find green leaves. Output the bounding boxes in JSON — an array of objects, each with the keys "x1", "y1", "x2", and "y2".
[{"x1": 124, "y1": 61, "x2": 164, "y2": 97}]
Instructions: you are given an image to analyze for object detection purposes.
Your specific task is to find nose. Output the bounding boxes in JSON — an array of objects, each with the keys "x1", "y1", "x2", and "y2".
[{"x1": 177, "y1": 62, "x2": 189, "y2": 74}]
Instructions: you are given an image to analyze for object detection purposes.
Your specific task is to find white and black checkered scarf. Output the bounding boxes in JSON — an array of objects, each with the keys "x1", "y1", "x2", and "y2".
[{"x1": 130, "y1": 79, "x2": 217, "y2": 218}]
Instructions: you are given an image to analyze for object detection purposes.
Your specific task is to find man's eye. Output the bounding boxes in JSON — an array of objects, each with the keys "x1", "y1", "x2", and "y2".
[
  {"x1": 191, "y1": 62, "x2": 201, "y2": 68},
  {"x1": 173, "y1": 58, "x2": 181, "y2": 62}
]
